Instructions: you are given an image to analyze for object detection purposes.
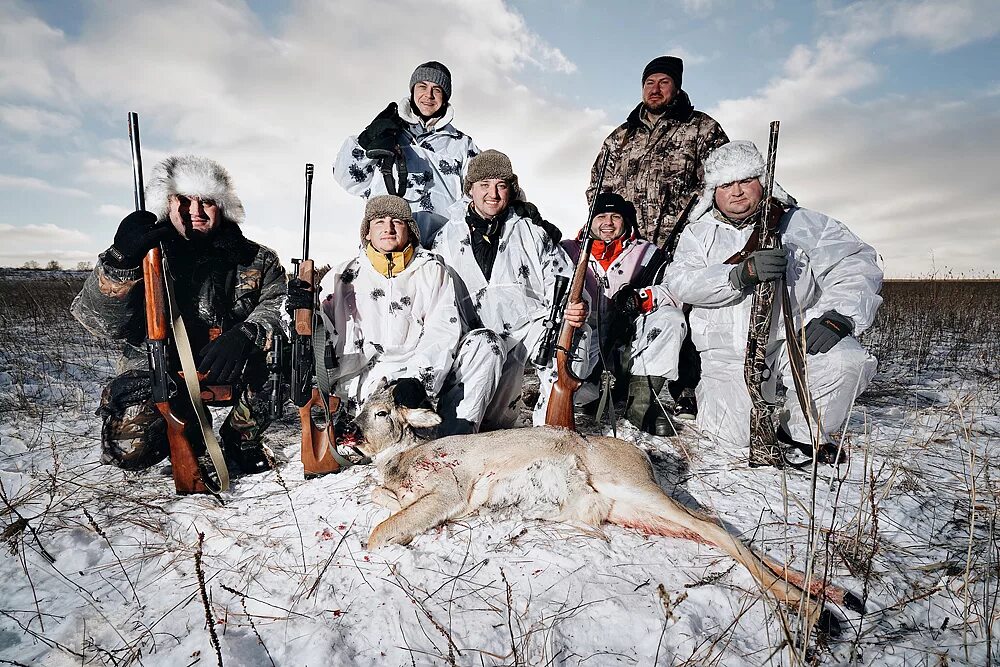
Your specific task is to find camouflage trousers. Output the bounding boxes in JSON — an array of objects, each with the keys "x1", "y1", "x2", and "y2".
[{"x1": 96, "y1": 355, "x2": 273, "y2": 471}]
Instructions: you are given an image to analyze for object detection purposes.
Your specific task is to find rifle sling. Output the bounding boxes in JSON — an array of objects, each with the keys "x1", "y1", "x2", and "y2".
[
  {"x1": 162, "y1": 255, "x2": 230, "y2": 493},
  {"x1": 723, "y1": 201, "x2": 786, "y2": 266}
]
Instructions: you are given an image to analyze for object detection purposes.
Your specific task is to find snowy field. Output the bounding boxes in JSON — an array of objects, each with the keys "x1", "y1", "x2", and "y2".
[{"x1": 1, "y1": 271, "x2": 998, "y2": 666}]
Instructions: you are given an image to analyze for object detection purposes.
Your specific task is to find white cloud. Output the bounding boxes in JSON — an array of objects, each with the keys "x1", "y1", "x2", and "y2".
[
  {"x1": 889, "y1": 0, "x2": 1000, "y2": 52},
  {"x1": 0, "y1": 104, "x2": 79, "y2": 135},
  {"x1": 0, "y1": 174, "x2": 90, "y2": 198},
  {"x1": 0, "y1": 3, "x2": 67, "y2": 101},
  {"x1": 97, "y1": 203, "x2": 131, "y2": 219}
]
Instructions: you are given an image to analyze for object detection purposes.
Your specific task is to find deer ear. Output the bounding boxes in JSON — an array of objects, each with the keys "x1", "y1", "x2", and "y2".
[{"x1": 401, "y1": 407, "x2": 441, "y2": 429}]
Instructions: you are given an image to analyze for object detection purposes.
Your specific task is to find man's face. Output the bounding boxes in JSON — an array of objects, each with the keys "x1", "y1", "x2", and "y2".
[
  {"x1": 366, "y1": 216, "x2": 410, "y2": 253},
  {"x1": 714, "y1": 178, "x2": 764, "y2": 221},
  {"x1": 470, "y1": 179, "x2": 511, "y2": 219},
  {"x1": 412, "y1": 81, "x2": 444, "y2": 117},
  {"x1": 642, "y1": 73, "x2": 677, "y2": 113},
  {"x1": 590, "y1": 212, "x2": 625, "y2": 242},
  {"x1": 168, "y1": 194, "x2": 221, "y2": 239}
]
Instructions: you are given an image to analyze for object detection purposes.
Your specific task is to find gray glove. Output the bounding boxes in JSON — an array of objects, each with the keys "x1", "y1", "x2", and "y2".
[
  {"x1": 803, "y1": 311, "x2": 853, "y2": 355},
  {"x1": 730, "y1": 247, "x2": 787, "y2": 290}
]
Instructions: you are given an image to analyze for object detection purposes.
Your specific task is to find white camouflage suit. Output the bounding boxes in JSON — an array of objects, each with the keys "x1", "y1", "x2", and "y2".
[
  {"x1": 665, "y1": 204, "x2": 882, "y2": 451},
  {"x1": 334, "y1": 99, "x2": 480, "y2": 246},
  {"x1": 539, "y1": 231, "x2": 687, "y2": 411},
  {"x1": 319, "y1": 246, "x2": 501, "y2": 435},
  {"x1": 433, "y1": 202, "x2": 574, "y2": 429}
]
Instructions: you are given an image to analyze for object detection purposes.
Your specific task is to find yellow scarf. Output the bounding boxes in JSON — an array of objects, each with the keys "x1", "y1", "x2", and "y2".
[{"x1": 365, "y1": 243, "x2": 415, "y2": 278}]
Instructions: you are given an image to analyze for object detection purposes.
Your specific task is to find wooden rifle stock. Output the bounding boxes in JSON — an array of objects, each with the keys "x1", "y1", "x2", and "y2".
[
  {"x1": 143, "y1": 247, "x2": 207, "y2": 494},
  {"x1": 544, "y1": 149, "x2": 612, "y2": 430}
]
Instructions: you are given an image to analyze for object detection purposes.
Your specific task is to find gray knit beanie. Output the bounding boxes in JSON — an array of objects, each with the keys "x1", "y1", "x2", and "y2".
[
  {"x1": 464, "y1": 149, "x2": 519, "y2": 195},
  {"x1": 409, "y1": 61, "x2": 452, "y2": 100},
  {"x1": 360, "y1": 195, "x2": 420, "y2": 243}
]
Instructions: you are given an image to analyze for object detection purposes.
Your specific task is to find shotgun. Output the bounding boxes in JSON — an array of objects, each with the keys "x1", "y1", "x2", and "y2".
[
  {"x1": 742, "y1": 121, "x2": 783, "y2": 467},
  {"x1": 131, "y1": 112, "x2": 210, "y2": 494},
  {"x1": 544, "y1": 150, "x2": 611, "y2": 430},
  {"x1": 291, "y1": 164, "x2": 345, "y2": 477}
]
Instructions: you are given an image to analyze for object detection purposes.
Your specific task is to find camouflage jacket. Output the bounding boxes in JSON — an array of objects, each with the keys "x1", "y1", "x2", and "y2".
[
  {"x1": 71, "y1": 222, "x2": 286, "y2": 373},
  {"x1": 586, "y1": 91, "x2": 728, "y2": 247}
]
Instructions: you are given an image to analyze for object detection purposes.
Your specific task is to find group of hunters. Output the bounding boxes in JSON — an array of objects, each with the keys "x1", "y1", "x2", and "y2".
[{"x1": 71, "y1": 55, "x2": 883, "y2": 477}]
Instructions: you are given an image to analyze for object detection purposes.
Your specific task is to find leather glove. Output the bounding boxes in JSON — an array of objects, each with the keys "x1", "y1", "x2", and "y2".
[
  {"x1": 803, "y1": 311, "x2": 853, "y2": 355},
  {"x1": 198, "y1": 324, "x2": 257, "y2": 384},
  {"x1": 105, "y1": 211, "x2": 177, "y2": 268},
  {"x1": 285, "y1": 278, "x2": 314, "y2": 316},
  {"x1": 730, "y1": 247, "x2": 787, "y2": 289},
  {"x1": 357, "y1": 103, "x2": 404, "y2": 153},
  {"x1": 510, "y1": 201, "x2": 562, "y2": 244}
]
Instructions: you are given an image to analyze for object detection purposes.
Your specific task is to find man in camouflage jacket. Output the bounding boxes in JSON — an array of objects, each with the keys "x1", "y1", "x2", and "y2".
[
  {"x1": 586, "y1": 55, "x2": 728, "y2": 246},
  {"x1": 71, "y1": 156, "x2": 286, "y2": 475}
]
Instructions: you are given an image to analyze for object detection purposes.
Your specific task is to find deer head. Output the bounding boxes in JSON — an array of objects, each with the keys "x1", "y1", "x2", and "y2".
[{"x1": 350, "y1": 378, "x2": 441, "y2": 457}]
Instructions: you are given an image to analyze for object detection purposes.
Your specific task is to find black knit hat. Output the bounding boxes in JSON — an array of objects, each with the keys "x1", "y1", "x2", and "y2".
[
  {"x1": 410, "y1": 61, "x2": 452, "y2": 100},
  {"x1": 642, "y1": 56, "x2": 683, "y2": 89},
  {"x1": 591, "y1": 192, "x2": 637, "y2": 232}
]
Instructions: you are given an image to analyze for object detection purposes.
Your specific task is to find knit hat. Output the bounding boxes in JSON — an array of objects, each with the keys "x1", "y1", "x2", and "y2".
[
  {"x1": 590, "y1": 192, "x2": 637, "y2": 234},
  {"x1": 642, "y1": 56, "x2": 683, "y2": 89},
  {"x1": 145, "y1": 155, "x2": 245, "y2": 224},
  {"x1": 409, "y1": 61, "x2": 452, "y2": 101},
  {"x1": 689, "y1": 140, "x2": 796, "y2": 221},
  {"x1": 464, "y1": 149, "x2": 519, "y2": 195},
  {"x1": 360, "y1": 195, "x2": 420, "y2": 243}
]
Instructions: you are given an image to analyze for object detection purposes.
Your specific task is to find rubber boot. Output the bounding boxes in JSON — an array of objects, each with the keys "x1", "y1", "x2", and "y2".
[{"x1": 626, "y1": 376, "x2": 675, "y2": 436}]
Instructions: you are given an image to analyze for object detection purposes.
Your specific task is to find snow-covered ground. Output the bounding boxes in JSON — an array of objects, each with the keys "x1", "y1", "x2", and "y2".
[{"x1": 1, "y1": 274, "x2": 998, "y2": 666}]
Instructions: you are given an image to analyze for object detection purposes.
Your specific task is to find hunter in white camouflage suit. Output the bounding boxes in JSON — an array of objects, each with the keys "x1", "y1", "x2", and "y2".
[{"x1": 334, "y1": 61, "x2": 479, "y2": 246}]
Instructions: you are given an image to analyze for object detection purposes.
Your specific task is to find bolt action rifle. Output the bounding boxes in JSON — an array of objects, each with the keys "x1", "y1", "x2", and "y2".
[
  {"x1": 290, "y1": 164, "x2": 354, "y2": 477},
  {"x1": 130, "y1": 112, "x2": 230, "y2": 494},
  {"x1": 544, "y1": 149, "x2": 611, "y2": 430}
]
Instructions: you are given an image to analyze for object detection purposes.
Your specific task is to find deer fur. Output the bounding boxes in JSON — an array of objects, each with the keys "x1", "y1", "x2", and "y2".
[{"x1": 352, "y1": 379, "x2": 860, "y2": 630}]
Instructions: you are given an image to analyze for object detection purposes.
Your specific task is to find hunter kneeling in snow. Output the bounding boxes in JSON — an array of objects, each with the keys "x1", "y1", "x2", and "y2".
[
  {"x1": 432, "y1": 150, "x2": 587, "y2": 430},
  {"x1": 664, "y1": 140, "x2": 883, "y2": 465},
  {"x1": 71, "y1": 156, "x2": 287, "y2": 474},
  {"x1": 549, "y1": 192, "x2": 686, "y2": 436},
  {"x1": 285, "y1": 195, "x2": 504, "y2": 435}
]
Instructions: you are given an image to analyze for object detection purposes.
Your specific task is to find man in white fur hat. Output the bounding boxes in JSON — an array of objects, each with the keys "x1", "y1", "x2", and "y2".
[
  {"x1": 72, "y1": 155, "x2": 287, "y2": 475},
  {"x1": 664, "y1": 140, "x2": 883, "y2": 466},
  {"x1": 334, "y1": 61, "x2": 480, "y2": 246}
]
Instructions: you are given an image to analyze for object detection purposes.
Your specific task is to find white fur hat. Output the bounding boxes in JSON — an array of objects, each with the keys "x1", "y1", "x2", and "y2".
[
  {"x1": 690, "y1": 140, "x2": 795, "y2": 220},
  {"x1": 145, "y1": 155, "x2": 245, "y2": 224}
]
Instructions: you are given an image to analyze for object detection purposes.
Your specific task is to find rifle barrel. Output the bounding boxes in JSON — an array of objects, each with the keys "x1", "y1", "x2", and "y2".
[
  {"x1": 302, "y1": 163, "x2": 314, "y2": 260},
  {"x1": 128, "y1": 112, "x2": 144, "y2": 211}
]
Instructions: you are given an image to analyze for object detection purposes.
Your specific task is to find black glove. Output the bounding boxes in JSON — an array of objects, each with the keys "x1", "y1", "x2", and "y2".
[
  {"x1": 105, "y1": 211, "x2": 177, "y2": 269},
  {"x1": 510, "y1": 201, "x2": 562, "y2": 244},
  {"x1": 730, "y1": 247, "x2": 787, "y2": 289},
  {"x1": 803, "y1": 311, "x2": 853, "y2": 355},
  {"x1": 285, "y1": 278, "x2": 314, "y2": 316},
  {"x1": 357, "y1": 103, "x2": 404, "y2": 153},
  {"x1": 611, "y1": 284, "x2": 641, "y2": 320},
  {"x1": 198, "y1": 324, "x2": 256, "y2": 384}
]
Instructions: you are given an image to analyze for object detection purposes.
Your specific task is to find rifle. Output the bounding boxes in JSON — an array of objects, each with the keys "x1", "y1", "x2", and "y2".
[
  {"x1": 264, "y1": 334, "x2": 291, "y2": 421},
  {"x1": 742, "y1": 121, "x2": 783, "y2": 467},
  {"x1": 661, "y1": 194, "x2": 698, "y2": 264},
  {"x1": 532, "y1": 275, "x2": 570, "y2": 367},
  {"x1": 544, "y1": 149, "x2": 611, "y2": 430},
  {"x1": 291, "y1": 164, "x2": 346, "y2": 477},
  {"x1": 131, "y1": 112, "x2": 230, "y2": 494}
]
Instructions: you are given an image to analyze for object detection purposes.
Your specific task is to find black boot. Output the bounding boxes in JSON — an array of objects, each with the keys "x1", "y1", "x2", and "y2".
[
  {"x1": 776, "y1": 428, "x2": 846, "y2": 467},
  {"x1": 626, "y1": 376, "x2": 676, "y2": 436}
]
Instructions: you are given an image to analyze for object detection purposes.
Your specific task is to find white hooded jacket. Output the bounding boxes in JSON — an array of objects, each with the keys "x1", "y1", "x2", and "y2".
[
  {"x1": 320, "y1": 246, "x2": 462, "y2": 405},
  {"x1": 665, "y1": 205, "x2": 883, "y2": 357},
  {"x1": 432, "y1": 201, "x2": 573, "y2": 349},
  {"x1": 334, "y1": 99, "x2": 480, "y2": 246}
]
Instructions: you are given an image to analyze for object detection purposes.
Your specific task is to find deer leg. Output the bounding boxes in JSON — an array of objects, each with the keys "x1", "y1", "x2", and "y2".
[
  {"x1": 368, "y1": 490, "x2": 462, "y2": 549},
  {"x1": 371, "y1": 486, "x2": 402, "y2": 512}
]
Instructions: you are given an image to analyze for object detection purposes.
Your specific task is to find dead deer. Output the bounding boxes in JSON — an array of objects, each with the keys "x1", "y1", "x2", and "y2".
[{"x1": 352, "y1": 379, "x2": 862, "y2": 632}]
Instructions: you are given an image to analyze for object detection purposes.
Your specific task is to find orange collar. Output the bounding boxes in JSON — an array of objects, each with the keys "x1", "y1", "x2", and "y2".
[{"x1": 590, "y1": 237, "x2": 624, "y2": 270}]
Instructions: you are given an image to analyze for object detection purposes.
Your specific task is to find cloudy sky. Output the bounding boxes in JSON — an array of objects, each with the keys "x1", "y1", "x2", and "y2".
[{"x1": 2, "y1": 0, "x2": 998, "y2": 277}]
